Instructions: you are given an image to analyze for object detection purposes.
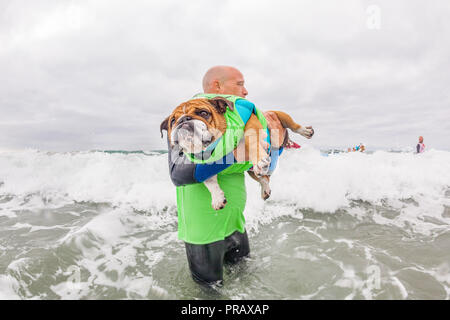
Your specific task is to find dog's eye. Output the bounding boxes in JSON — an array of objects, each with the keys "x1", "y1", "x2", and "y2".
[
  {"x1": 170, "y1": 118, "x2": 175, "y2": 126},
  {"x1": 197, "y1": 110, "x2": 210, "y2": 118}
]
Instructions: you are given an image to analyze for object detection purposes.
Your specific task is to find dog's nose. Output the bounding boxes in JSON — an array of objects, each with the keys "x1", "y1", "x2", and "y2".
[{"x1": 178, "y1": 116, "x2": 192, "y2": 124}]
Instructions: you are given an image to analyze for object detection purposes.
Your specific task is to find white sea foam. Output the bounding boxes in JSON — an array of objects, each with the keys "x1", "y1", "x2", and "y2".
[
  {"x1": 0, "y1": 274, "x2": 21, "y2": 300},
  {"x1": 0, "y1": 150, "x2": 175, "y2": 211},
  {"x1": 246, "y1": 146, "x2": 450, "y2": 235},
  {"x1": 267, "y1": 146, "x2": 450, "y2": 211},
  {"x1": 0, "y1": 147, "x2": 449, "y2": 235}
]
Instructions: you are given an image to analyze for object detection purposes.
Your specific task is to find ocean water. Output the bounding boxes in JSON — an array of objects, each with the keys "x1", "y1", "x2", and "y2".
[{"x1": 0, "y1": 146, "x2": 449, "y2": 300}]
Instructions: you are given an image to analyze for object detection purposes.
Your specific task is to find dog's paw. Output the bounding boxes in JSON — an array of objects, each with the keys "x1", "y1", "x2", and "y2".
[
  {"x1": 253, "y1": 157, "x2": 271, "y2": 177},
  {"x1": 211, "y1": 193, "x2": 227, "y2": 210},
  {"x1": 261, "y1": 187, "x2": 271, "y2": 200},
  {"x1": 298, "y1": 126, "x2": 314, "y2": 139}
]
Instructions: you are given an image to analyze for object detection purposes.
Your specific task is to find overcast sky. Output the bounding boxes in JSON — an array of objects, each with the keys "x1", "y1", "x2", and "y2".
[{"x1": 1, "y1": 0, "x2": 449, "y2": 151}]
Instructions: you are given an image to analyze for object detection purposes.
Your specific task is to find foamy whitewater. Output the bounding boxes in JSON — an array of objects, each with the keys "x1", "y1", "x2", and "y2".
[{"x1": 0, "y1": 146, "x2": 449, "y2": 299}]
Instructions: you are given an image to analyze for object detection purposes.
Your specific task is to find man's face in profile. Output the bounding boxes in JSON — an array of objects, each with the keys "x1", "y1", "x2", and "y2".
[{"x1": 219, "y1": 69, "x2": 248, "y2": 98}]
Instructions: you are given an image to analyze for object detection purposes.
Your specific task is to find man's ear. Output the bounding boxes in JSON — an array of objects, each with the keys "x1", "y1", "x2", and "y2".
[
  {"x1": 160, "y1": 116, "x2": 169, "y2": 138},
  {"x1": 208, "y1": 97, "x2": 234, "y2": 114}
]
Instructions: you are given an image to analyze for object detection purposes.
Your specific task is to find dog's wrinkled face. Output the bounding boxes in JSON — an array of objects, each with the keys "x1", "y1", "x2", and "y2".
[{"x1": 160, "y1": 98, "x2": 234, "y2": 154}]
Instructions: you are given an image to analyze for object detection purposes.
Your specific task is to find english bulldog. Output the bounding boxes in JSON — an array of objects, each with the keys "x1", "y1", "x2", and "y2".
[{"x1": 160, "y1": 97, "x2": 314, "y2": 210}]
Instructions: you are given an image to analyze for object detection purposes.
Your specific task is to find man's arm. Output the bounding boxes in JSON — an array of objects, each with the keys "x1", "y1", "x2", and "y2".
[
  {"x1": 167, "y1": 139, "x2": 235, "y2": 186},
  {"x1": 194, "y1": 152, "x2": 234, "y2": 183},
  {"x1": 167, "y1": 140, "x2": 197, "y2": 186},
  {"x1": 268, "y1": 146, "x2": 284, "y2": 175},
  {"x1": 167, "y1": 112, "x2": 287, "y2": 185}
]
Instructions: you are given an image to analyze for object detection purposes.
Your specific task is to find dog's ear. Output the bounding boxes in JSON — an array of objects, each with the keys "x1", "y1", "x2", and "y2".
[
  {"x1": 208, "y1": 97, "x2": 234, "y2": 114},
  {"x1": 160, "y1": 116, "x2": 169, "y2": 138}
]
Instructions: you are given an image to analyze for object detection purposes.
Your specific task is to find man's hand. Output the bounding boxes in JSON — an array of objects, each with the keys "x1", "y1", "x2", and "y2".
[{"x1": 264, "y1": 111, "x2": 286, "y2": 148}]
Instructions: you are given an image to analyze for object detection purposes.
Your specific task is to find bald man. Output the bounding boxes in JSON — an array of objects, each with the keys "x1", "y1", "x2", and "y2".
[
  {"x1": 202, "y1": 65, "x2": 248, "y2": 98},
  {"x1": 166, "y1": 66, "x2": 286, "y2": 286}
]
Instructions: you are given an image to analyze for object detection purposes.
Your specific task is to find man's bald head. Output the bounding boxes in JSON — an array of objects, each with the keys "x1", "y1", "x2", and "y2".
[
  {"x1": 202, "y1": 66, "x2": 236, "y2": 90},
  {"x1": 202, "y1": 66, "x2": 248, "y2": 98}
]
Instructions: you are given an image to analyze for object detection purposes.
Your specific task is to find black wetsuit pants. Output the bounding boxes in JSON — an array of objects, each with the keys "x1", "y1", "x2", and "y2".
[{"x1": 184, "y1": 230, "x2": 250, "y2": 285}]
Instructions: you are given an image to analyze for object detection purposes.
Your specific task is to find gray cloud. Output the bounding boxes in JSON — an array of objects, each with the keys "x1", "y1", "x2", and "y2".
[{"x1": 1, "y1": 0, "x2": 449, "y2": 151}]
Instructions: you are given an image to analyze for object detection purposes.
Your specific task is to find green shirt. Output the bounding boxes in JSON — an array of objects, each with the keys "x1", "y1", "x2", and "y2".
[
  {"x1": 176, "y1": 94, "x2": 268, "y2": 244},
  {"x1": 177, "y1": 172, "x2": 246, "y2": 244}
]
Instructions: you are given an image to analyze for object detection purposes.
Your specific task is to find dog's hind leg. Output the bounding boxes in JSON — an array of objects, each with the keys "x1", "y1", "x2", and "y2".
[
  {"x1": 244, "y1": 114, "x2": 271, "y2": 177},
  {"x1": 268, "y1": 110, "x2": 314, "y2": 139}
]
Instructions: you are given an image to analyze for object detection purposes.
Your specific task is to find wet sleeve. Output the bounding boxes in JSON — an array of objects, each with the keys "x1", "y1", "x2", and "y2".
[
  {"x1": 167, "y1": 139, "x2": 236, "y2": 185},
  {"x1": 268, "y1": 147, "x2": 284, "y2": 175},
  {"x1": 194, "y1": 152, "x2": 235, "y2": 182},
  {"x1": 197, "y1": 146, "x2": 284, "y2": 180},
  {"x1": 167, "y1": 139, "x2": 197, "y2": 186}
]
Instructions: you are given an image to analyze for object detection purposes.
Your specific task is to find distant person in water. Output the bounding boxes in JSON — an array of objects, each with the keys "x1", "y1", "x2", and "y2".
[
  {"x1": 416, "y1": 136, "x2": 425, "y2": 153},
  {"x1": 359, "y1": 143, "x2": 365, "y2": 152}
]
